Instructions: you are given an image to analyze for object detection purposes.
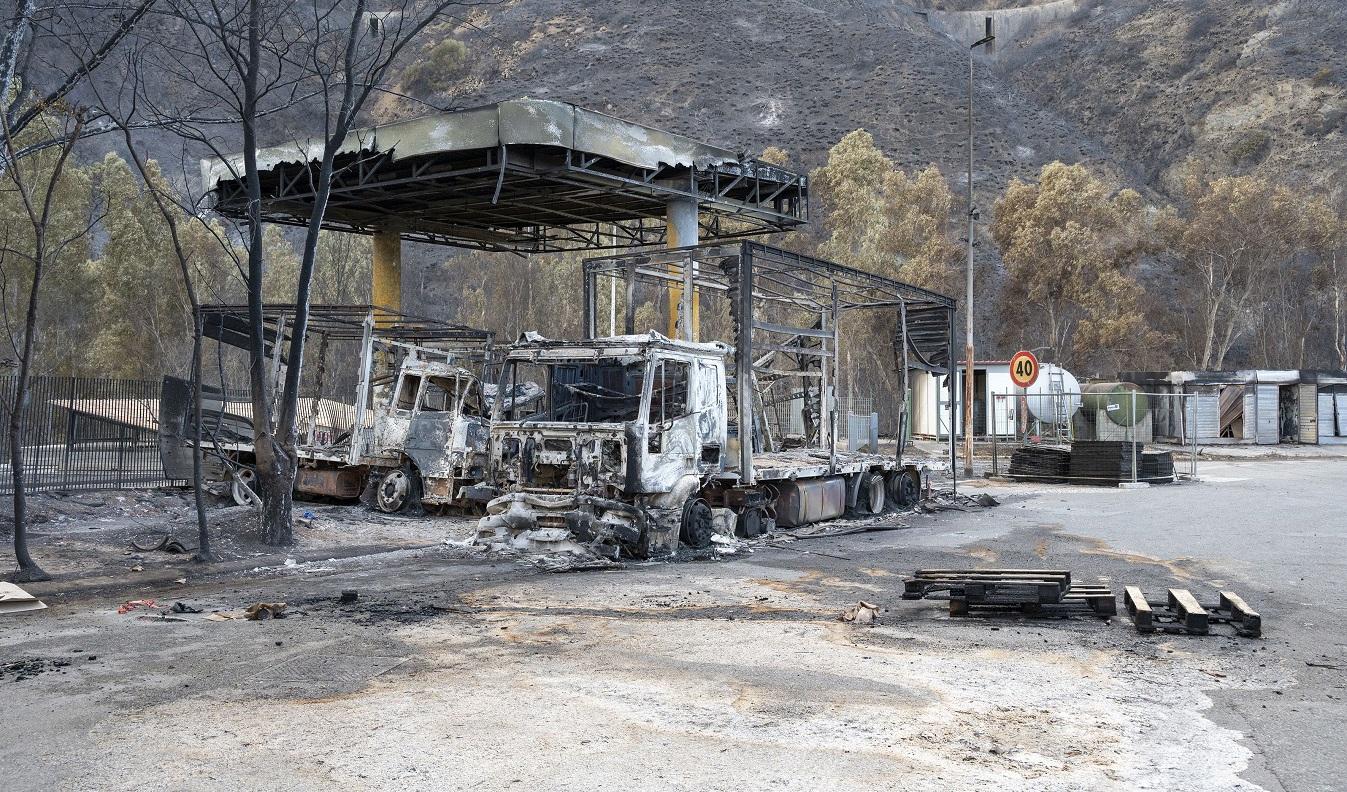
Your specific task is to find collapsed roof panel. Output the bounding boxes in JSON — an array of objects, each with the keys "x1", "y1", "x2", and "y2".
[{"x1": 202, "y1": 99, "x2": 808, "y2": 253}]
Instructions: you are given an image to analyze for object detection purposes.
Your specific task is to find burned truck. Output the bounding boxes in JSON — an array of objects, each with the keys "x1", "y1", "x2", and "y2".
[
  {"x1": 477, "y1": 242, "x2": 958, "y2": 557},
  {"x1": 159, "y1": 304, "x2": 496, "y2": 513}
]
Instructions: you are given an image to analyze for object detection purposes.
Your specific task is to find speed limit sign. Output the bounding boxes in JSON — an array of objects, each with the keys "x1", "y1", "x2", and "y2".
[{"x1": 1009, "y1": 350, "x2": 1039, "y2": 388}]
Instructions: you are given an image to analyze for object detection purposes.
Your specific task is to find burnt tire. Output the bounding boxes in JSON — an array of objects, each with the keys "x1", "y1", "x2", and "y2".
[
  {"x1": 887, "y1": 468, "x2": 921, "y2": 508},
  {"x1": 374, "y1": 466, "x2": 422, "y2": 514},
  {"x1": 736, "y1": 507, "x2": 764, "y2": 539},
  {"x1": 860, "y1": 472, "x2": 886, "y2": 515},
  {"x1": 680, "y1": 497, "x2": 714, "y2": 549}
]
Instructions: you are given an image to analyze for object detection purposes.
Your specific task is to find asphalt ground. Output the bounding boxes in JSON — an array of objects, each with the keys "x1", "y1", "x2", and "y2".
[{"x1": 2, "y1": 459, "x2": 1342, "y2": 791}]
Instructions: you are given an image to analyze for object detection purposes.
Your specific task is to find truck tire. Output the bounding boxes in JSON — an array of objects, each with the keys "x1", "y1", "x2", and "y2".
[
  {"x1": 680, "y1": 497, "x2": 714, "y2": 549},
  {"x1": 887, "y1": 468, "x2": 921, "y2": 508},
  {"x1": 736, "y1": 507, "x2": 764, "y2": 539},
  {"x1": 374, "y1": 466, "x2": 422, "y2": 514},
  {"x1": 860, "y1": 472, "x2": 886, "y2": 515}
]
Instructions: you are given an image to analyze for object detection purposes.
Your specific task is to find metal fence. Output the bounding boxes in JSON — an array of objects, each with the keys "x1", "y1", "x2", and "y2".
[
  {"x1": 989, "y1": 390, "x2": 1200, "y2": 484},
  {"x1": 0, "y1": 375, "x2": 182, "y2": 495}
]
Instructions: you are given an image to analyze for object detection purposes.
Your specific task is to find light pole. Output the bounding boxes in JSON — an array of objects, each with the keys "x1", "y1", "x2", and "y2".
[{"x1": 964, "y1": 15, "x2": 994, "y2": 477}]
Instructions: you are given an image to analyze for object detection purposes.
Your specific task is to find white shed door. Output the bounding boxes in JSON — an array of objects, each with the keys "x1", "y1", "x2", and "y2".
[
  {"x1": 1253, "y1": 385, "x2": 1279, "y2": 444},
  {"x1": 1298, "y1": 383, "x2": 1318, "y2": 443}
]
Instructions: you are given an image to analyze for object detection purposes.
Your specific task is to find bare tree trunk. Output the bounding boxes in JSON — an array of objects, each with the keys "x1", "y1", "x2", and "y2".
[
  {"x1": 118, "y1": 128, "x2": 216, "y2": 560},
  {"x1": 8, "y1": 260, "x2": 47, "y2": 581}
]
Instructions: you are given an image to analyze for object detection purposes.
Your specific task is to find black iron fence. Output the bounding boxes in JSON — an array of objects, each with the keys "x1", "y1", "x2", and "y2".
[{"x1": 0, "y1": 375, "x2": 183, "y2": 495}]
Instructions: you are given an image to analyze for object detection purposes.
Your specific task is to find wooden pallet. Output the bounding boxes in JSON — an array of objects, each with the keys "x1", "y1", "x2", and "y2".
[
  {"x1": 903, "y1": 569, "x2": 1116, "y2": 617},
  {"x1": 1124, "y1": 586, "x2": 1261, "y2": 637}
]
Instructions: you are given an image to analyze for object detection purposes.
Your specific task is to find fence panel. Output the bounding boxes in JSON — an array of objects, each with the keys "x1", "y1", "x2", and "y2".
[
  {"x1": 0, "y1": 375, "x2": 183, "y2": 495},
  {"x1": 990, "y1": 391, "x2": 1200, "y2": 484}
]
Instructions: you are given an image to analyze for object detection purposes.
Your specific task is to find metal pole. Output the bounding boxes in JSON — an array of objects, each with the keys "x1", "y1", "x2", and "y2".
[
  {"x1": 963, "y1": 17, "x2": 993, "y2": 478},
  {"x1": 898, "y1": 299, "x2": 910, "y2": 469},
  {"x1": 1131, "y1": 389, "x2": 1138, "y2": 484},
  {"x1": 948, "y1": 307, "x2": 957, "y2": 497},
  {"x1": 964, "y1": 46, "x2": 976, "y2": 478},
  {"x1": 991, "y1": 395, "x2": 998, "y2": 476},
  {"x1": 737, "y1": 248, "x2": 755, "y2": 486},
  {"x1": 829, "y1": 283, "x2": 839, "y2": 476},
  {"x1": 1191, "y1": 393, "x2": 1199, "y2": 480}
]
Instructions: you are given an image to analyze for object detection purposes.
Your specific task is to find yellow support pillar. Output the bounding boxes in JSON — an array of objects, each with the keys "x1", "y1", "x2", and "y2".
[
  {"x1": 665, "y1": 196, "x2": 699, "y2": 340},
  {"x1": 372, "y1": 228, "x2": 402, "y2": 322}
]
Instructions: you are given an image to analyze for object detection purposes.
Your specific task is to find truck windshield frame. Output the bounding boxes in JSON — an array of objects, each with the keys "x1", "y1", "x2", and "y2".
[{"x1": 500, "y1": 353, "x2": 654, "y2": 425}]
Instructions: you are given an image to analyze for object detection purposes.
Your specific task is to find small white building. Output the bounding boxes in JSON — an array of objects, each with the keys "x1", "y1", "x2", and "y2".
[{"x1": 911, "y1": 361, "x2": 1019, "y2": 439}]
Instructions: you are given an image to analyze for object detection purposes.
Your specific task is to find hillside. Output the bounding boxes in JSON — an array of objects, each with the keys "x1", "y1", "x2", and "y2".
[{"x1": 384, "y1": 0, "x2": 1345, "y2": 198}]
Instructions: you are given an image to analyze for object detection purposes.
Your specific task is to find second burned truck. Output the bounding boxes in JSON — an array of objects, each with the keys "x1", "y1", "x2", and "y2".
[{"x1": 476, "y1": 242, "x2": 958, "y2": 558}]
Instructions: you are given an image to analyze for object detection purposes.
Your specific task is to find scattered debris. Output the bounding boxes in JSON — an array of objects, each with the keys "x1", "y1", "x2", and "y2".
[
  {"x1": 785, "y1": 521, "x2": 909, "y2": 540},
  {"x1": 902, "y1": 569, "x2": 1116, "y2": 618},
  {"x1": 117, "y1": 599, "x2": 157, "y2": 614},
  {"x1": 130, "y1": 565, "x2": 144, "y2": 572},
  {"x1": 530, "y1": 553, "x2": 624, "y2": 573},
  {"x1": 1124, "y1": 587, "x2": 1261, "y2": 637},
  {"x1": 129, "y1": 533, "x2": 194, "y2": 554},
  {"x1": 244, "y1": 602, "x2": 287, "y2": 620},
  {"x1": 170, "y1": 602, "x2": 203, "y2": 614},
  {"x1": 1, "y1": 657, "x2": 71, "y2": 681},
  {"x1": 916, "y1": 491, "x2": 1002, "y2": 514},
  {"x1": 0, "y1": 582, "x2": 47, "y2": 615},
  {"x1": 838, "y1": 601, "x2": 881, "y2": 625}
]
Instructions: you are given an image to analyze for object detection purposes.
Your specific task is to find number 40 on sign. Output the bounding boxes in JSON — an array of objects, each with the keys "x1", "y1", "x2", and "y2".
[{"x1": 1009, "y1": 350, "x2": 1039, "y2": 388}]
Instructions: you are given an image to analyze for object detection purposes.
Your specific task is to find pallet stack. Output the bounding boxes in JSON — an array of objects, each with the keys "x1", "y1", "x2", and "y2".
[
  {"x1": 1139, "y1": 451, "x2": 1175, "y2": 482},
  {"x1": 902, "y1": 569, "x2": 1116, "y2": 617},
  {"x1": 1068, "y1": 440, "x2": 1142, "y2": 484},
  {"x1": 1007, "y1": 446, "x2": 1072, "y2": 482}
]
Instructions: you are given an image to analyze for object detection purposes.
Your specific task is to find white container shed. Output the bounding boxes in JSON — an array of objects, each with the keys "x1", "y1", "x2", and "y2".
[{"x1": 911, "y1": 361, "x2": 1018, "y2": 439}]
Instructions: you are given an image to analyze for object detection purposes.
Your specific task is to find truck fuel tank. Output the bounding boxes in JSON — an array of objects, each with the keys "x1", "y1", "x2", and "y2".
[{"x1": 773, "y1": 476, "x2": 846, "y2": 528}]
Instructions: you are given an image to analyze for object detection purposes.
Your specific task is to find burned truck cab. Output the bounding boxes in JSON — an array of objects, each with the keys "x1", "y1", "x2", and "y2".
[
  {"x1": 354, "y1": 344, "x2": 490, "y2": 512},
  {"x1": 479, "y1": 333, "x2": 728, "y2": 557}
]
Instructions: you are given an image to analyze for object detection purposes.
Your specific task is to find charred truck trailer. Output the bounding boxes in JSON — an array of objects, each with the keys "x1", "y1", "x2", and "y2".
[
  {"x1": 159, "y1": 304, "x2": 496, "y2": 513},
  {"x1": 477, "y1": 242, "x2": 957, "y2": 558}
]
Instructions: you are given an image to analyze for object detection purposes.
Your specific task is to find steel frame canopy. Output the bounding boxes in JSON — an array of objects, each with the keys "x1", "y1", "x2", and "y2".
[
  {"x1": 579, "y1": 241, "x2": 958, "y2": 482},
  {"x1": 202, "y1": 99, "x2": 809, "y2": 253},
  {"x1": 201, "y1": 303, "x2": 494, "y2": 359}
]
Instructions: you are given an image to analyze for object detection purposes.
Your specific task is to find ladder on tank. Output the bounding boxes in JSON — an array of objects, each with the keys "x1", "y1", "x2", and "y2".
[{"x1": 1047, "y1": 367, "x2": 1071, "y2": 443}]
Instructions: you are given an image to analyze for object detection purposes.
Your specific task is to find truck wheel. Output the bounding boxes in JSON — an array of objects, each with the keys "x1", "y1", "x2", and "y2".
[
  {"x1": 680, "y1": 497, "x2": 714, "y2": 549},
  {"x1": 375, "y1": 467, "x2": 421, "y2": 514},
  {"x1": 861, "y1": 472, "x2": 886, "y2": 515},
  {"x1": 887, "y1": 468, "x2": 921, "y2": 508},
  {"x1": 736, "y1": 507, "x2": 763, "y2": 539},
  {"x1": 230, "y1": 468, "x2": 257, "y2": 507}
]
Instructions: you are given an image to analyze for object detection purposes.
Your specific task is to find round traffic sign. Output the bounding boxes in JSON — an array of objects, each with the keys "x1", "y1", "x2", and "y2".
[{"x1": 1009, "y1": 350, "x2": 1039, "y2": 388}]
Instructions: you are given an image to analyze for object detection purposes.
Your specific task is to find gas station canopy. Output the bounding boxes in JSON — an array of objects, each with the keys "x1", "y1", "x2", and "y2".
[{"x1": 203, "y1": 99, "x2": 809, "y2": 253}]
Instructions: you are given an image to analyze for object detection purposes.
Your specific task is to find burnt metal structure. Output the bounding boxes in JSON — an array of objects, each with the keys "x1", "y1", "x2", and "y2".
[
  {"x1": 202, "y1": 99, "x2": 809, "y2": 254},
  {"x1": 581, "y1": 242, "x2": 958, "y2": 484},
  {"x1": 201, "y1": 303, "x2": 494, "y2": 358}
]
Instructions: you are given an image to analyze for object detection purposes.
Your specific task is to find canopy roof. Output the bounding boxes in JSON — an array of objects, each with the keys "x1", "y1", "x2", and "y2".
[{"x1": 203, "y1": 99, "x2": 809, "y2": 253}]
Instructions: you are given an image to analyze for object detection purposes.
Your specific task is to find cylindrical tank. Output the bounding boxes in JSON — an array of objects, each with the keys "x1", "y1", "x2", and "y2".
[
  {"x1": 1023, "y1": 364, "x2": 1082, "y2": 425},
  {"x1": 1082, "y1": 381, "x2": 1150, "y2": 427}
]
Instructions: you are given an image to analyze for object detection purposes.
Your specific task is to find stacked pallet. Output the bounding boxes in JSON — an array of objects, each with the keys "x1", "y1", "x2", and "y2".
[
  {"x1": 1007, "y1": 445, "x2": 1072, "y2": 482},
  {"x1": 1068, "y1": 440, "x2": 1142, "y2": 484},
  {"x1": 902, "y1": 569, "x2": 1116, "y2": 617},
  {"x1": 1140, "y1": 451, "x2": 1175, "y2": 482}
]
